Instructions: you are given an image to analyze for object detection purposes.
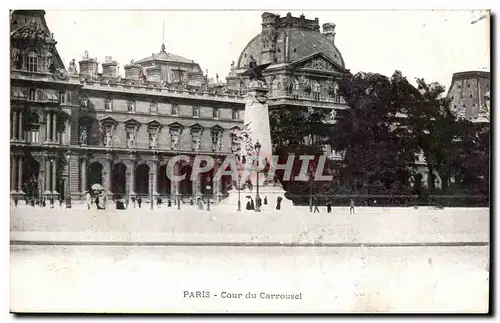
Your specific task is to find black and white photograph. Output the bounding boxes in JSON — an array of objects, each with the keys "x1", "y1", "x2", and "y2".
[{"x1": 8, "y1": 7, "x2": 491, "y2": 314}]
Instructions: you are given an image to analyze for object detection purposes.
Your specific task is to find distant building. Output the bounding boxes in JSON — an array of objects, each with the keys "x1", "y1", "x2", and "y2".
[{"x1": 447, "y1": 71, "x2": 490, "y2": 122}]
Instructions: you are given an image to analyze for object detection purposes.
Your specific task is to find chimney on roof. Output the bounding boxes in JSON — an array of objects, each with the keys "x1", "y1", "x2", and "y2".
[
  {"x1": 322, "y1": 23, "x2": 336, "y2": 43},
  {"x1": 78, "y1": 50, "x2": 98, "y2": 78},
  {"x1": 102, "y1": 56, "x2": 119, "y2": 79}
]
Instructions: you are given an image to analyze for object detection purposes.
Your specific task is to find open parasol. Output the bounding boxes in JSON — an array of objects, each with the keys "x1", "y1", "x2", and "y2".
[{"x1": 91, "y1": 183, "x2": 104, "y2": 191}]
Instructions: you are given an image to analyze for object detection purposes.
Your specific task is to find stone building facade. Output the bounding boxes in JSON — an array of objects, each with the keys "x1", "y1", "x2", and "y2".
[
  {"x1": 227, "y1": 12, "x2": 350, "y2": 159},
  {"x1": 12, "y1": 10, "x2": 450, "y2": 204},
  {"x1": 447, "y1": 70, "x2": 490, "y2": 121},
  {"x1": 10, "y1": 10, "x2": 245, "y2": 204}
]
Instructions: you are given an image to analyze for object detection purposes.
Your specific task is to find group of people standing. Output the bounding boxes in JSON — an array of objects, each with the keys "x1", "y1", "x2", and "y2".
[{"x1": 311, "y1": 197, "x2": 356, "y2": 214}]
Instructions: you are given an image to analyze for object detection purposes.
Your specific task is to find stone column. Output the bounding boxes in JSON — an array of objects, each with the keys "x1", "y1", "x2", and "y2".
[
  {"x1": 80, "y1": 157, "x2": 87, "y2": 192},
  {"x1": 213, "y1": 177, "x2": 221, "y2": 202},
  {"x1": 18, "y1": 110, "x2": 23, "y2": 141},
  {"x1": 192, "y1": 173, "x2": 198, "y2": 198},
  {"x1": 212, "y1": 160, "x2": 221, "y2": 202},
  {"x1": 44, "y1": 159, "x2": 51, "y2": 194},
  {"x1": 17, "y1": 155, "x2": 23, "y2": 192},
  {"x1": 152, "y1": 159, "x2": 158, "y2": 196},
  {"x1": 171, "y1": 161, "x2": 180, "y2": 200},
  {"x1": 104, "y1": 159, "x2": 112, "y2": 195},
  {"x1": 11, "y1": 155, "x2": 17, "y2": 192},
  {"x1": 52, "y1": 158, "x2": 57, "y2": 195},
  {"x1": 129, "y1": 159, "x2": 136, "y2": 196},
  {"x1": 46, "y1": 112, "x2": 52, "y2": 142},
  {"x1": 12, "y1": 111, "x2": 17, "y2": 140},
  {"x1": 52, "y1": 112, "x2": 57, "y2": 142},
  {"x1": 65, "y1": 119, "x2": 70, "y2": 145}
]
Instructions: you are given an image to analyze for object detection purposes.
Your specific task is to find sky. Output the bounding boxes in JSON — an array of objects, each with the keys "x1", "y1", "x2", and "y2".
[{"x1": 40, "y1": 10, "x2": 489, "y2": 90}]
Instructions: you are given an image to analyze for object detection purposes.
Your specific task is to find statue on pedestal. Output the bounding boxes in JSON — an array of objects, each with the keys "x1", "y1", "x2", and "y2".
[
  {"x1": 105, "y1": 130, "x2": 112, "y2": 147},
  {"x1": 238, "y1": 55, "x2": 271, "y2": 87},
  {"x1": 194, "y1": 137, "x2": 201, "y2": 151},
  {"x1": 80, "y1": 127, "x2": 88, "y2": 145},
  {"x1": 150, "y1": 133, "x2": 158, "y2": 149},
  {"x1": 11, "y1": 48, "x2": 20, "y2": 69},
  {"x1": 127, "y1": 132, "x2": 135, "y2": 148},
  {"x1": 171, "y1": 132, "x2": 180, "y2": 150},
  {"x1": 68, "y1": 59, "x2": 78, "y2": 74},
  {"x1": 213, "y1": 136, "x2": 222, "y2": 151}
]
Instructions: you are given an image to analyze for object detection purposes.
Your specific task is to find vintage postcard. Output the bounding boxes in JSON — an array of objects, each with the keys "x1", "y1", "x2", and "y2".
[{"x1": 9, "y1": 9, "x2": 490, "y2": 313}]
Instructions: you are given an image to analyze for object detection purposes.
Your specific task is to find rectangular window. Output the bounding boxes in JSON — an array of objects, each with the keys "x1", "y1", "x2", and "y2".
[
  {"x1": 193, "y1": 106, "x2": 200, "y2": 117},
  {"x1": 59, "y1": 91, "x2": 66, "y2": 104},
  {"x1": 104, "y1": 98, "x2": 112, "y2": 111},
  {"x1": 28, "y1": 130, "x2": 39, "y2": 143},
  {"x1": 127, "y1": 100, "x2": 135, "y2": 113},
  {"x1": 29, "y1": 89, "x2": 36, "y2": 101},
  {"x1": 150, "y1": 102, "x2": 157, "y2": 114},
  {"x1": 28, "y1": 55, "x2": 38, "y2": 72},
  {"x1": 172, "y1": 104, "x2": 179, "y2": 115},
  {"x1": 232, "y1": 109, "x2": 238, "y2": 120},
  {"x1": 213, "y1": 107, "x2": 219, "y2": 119}
]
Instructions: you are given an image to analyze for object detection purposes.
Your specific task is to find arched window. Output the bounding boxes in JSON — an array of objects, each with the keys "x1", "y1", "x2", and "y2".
[{"x1": 27, "y1": 51, "x2": 38, "y2": 72}]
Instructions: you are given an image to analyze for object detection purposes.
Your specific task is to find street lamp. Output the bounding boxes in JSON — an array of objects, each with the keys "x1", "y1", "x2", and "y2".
[
  {"x1": 206, "y1": 177, "x2": 212, "y2": 211},
  {"x1": 39, "y1": 169, "x2": 44, "y2": 207},
  {"x1": 237, "y1": 173, "x2": 242, "y2": 211},
  {"x1": 65, "y1": 150, "x2": 72, "y2": 208},
  {"x1": 254, "y1": 140, "x2": 261, "y2": 212},
  {"x1": 309, "y1": 164, "x2": 314, "y2": 213},
  {"x1": 149, "y1": 173, "x2": 154, "y2": 210},
  {"x1": 49, "y1": 156, "x2": 54, "y2": 206}
]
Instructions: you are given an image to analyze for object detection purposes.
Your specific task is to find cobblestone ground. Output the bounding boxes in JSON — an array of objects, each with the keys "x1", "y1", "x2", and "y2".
[{"x1": 10, "y1": 244, "x2": 489, "y2": 313}]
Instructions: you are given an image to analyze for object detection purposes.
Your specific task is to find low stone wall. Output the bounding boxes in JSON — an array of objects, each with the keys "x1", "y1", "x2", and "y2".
[{"x1": 10, "y1": 206, "x2": 489, "y2": 245}]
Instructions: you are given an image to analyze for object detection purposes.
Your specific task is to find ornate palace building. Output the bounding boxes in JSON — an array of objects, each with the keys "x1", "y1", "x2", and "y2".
[
  {"x1": 227, "y1": 12, "x2": 349, "y2": 158},
  {"x1": 10, "y1": 10, "x2": 353, "y2": 204}
]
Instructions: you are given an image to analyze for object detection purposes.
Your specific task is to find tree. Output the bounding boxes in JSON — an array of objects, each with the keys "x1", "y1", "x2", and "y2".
[
  {"x1": 269, "y1": 107, "x2": 334, "y2": 204},
  {"x1": 330, "y1": 71, "x2": 417, "y2": 196}
]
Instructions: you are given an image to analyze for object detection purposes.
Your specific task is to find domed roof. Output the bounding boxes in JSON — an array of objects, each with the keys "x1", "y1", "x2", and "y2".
[{"x1": 237, "y1": 24, "x2": 345, "y2": 69}]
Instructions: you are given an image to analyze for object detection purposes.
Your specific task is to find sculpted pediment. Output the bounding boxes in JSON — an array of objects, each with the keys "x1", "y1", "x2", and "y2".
[
  {"x1": 297, "y1": 57, "x2": 336, "y2": 72},
  {"x1": 286, "y1": 52, "x2": 348, "y2": 74}
]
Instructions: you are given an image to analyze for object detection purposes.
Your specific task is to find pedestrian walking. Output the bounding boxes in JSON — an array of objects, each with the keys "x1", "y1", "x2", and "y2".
[
  {"x1": 276, "y1": 196, "x2": 282, "y2": 210},
  {"x1": 137, "y1": 197, "x2": 142, "y2": 208},
  {"x1": 13, "y1": 197, "x2": 18, "y2": 207},
  {"x1": 326, "y1": 201, "x2": 332, "y2": 213},
  {"x1": 350, "y1": 199, "x2": 355, "y2": 214},
  {"x1": 85, "y1": 191, "x2": 92, "y2": 210},
  {"x1": 313, "y1": 197, "x2": 320, "y2": 213}
]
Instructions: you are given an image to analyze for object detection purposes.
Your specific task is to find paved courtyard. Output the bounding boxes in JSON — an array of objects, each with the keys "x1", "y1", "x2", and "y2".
[
  {"x1": 10, "y1": 204, "x2": 489, "y2": 245},
  {"x1": 10, "y1": 205, "x2": 490, "y2": 313}
]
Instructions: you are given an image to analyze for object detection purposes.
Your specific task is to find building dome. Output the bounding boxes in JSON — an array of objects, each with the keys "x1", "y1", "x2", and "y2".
[{"x1": 237, "y1": 12, "x2": 345, "y2": 69}]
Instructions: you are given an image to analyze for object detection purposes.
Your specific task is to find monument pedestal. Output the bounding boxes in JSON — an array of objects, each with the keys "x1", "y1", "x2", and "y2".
[
  {"x1": 215, "y1": 79, "x2": 294, "y2": 213},
  {"x1": 216, "y1": 182, "x2": 293, "y2": 212}
]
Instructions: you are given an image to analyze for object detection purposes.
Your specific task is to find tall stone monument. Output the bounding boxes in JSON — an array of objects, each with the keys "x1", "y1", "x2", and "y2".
[{"x1": 217, "y1": 75, "x2": 292, "y2": 212}]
